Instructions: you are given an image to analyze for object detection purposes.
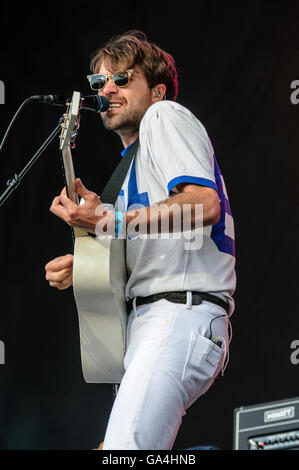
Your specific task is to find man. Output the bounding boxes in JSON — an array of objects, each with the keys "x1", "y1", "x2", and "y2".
[{"x1": 45, "y1": 30, "x2": 236, "y2": 450}]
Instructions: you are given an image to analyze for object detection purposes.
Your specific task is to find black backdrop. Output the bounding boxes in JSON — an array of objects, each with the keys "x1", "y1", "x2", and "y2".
[{"x1": 0, "y1": 1, "x2": 298, "y2": 450}]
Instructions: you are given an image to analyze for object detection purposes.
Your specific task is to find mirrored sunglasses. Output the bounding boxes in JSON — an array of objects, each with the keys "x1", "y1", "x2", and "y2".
[{"x1": 87, "y1": 69, "x2": 133, "y2": 91}]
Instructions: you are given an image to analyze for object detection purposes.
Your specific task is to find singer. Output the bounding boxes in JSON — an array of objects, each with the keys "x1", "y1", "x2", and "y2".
[{"x1": 45, "y1": 30, "x2": 236, "y2": 450}]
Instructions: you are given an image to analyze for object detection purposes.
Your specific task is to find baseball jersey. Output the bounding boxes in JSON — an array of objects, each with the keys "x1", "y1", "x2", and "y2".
[{"x1": 115, "y1": 100, "x2": 236, "y2": 316}]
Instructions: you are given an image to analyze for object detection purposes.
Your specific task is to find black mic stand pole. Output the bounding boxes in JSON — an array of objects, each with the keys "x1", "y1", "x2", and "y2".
[{"x1": 0, "y1": 120, "x2": 62, "y2": 208}]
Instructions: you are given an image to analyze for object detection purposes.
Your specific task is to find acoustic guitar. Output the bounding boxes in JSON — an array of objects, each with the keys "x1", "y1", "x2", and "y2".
[{"x1": 59, "y1": 91, "x2": 127, "y2": 384}]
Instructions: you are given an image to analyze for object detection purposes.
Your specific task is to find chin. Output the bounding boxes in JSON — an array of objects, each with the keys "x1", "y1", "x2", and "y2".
[{"x1": 102, "y1": 115, "x2": 121, "y2": 131}]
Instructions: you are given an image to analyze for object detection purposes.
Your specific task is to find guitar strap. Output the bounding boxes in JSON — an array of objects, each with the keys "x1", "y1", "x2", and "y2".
[{"x1": 100, "y1": 138, "x2": 139, "y2": 205}]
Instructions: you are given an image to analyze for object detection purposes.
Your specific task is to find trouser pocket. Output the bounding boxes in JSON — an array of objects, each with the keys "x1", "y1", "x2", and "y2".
[{"x1": 182, "y1": 332, "x2": 225, "y2": 409}]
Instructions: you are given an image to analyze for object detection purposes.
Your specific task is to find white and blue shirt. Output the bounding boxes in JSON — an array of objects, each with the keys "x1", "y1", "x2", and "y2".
[{"x1": 116, "y1": 101, "x2": 236, "y2": 315}]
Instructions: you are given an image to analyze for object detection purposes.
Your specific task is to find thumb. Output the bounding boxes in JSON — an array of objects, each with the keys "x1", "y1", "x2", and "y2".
[{"x1": 75, "y1": 178, "x2": 89, "y2": 196}]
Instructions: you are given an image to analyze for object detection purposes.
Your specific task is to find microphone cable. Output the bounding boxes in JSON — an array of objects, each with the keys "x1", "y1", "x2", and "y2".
[
  {"x1": 0, "y1": 96, "x2": 36, "y2": 155},
  {"x1": 0, "y1": 94, "x2": 109, "y2": 155}
]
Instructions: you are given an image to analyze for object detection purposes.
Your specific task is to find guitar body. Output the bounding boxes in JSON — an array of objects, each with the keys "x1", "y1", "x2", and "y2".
[
  {"x1": 59, "y1": 91, "x2": 127, "y2": 384},
  {"x1": 73, "y1": 230, "x2": 127, "y2": 383}
]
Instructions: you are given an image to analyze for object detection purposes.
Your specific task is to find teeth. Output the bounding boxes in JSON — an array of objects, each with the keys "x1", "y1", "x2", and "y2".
[{"x1": 109, "y1": 103, "x2": 122, "y2": 108}]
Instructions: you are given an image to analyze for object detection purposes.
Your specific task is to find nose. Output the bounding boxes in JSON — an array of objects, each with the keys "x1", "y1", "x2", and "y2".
[{"x1": 101, "y1": 76, "x2": 118, "y2": 95}]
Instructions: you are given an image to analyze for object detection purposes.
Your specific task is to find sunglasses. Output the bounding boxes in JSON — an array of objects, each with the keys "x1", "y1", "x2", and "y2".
[{"x1": 87, "y1": 69, "x2": 133, "y2": 91}]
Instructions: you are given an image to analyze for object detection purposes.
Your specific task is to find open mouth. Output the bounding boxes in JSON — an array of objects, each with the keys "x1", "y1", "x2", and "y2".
[{"x1": 108, "y1": 102, "x2": 123, "y2": 110}]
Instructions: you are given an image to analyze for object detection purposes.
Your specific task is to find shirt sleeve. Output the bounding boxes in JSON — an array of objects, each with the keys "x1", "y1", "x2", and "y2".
[{"x1": 139, "y1": 101, "x2": 217, "y2": 195}]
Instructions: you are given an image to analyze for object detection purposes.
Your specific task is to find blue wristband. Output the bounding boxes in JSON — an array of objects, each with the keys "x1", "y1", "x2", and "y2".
[{"x1": 115, "y1": 211, "x2": 124, "y2": 238}]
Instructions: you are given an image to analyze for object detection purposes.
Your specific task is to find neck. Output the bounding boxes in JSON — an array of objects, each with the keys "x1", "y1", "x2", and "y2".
[{"x1": 115, "y1": 129, "x2": 139, "y2": 149}]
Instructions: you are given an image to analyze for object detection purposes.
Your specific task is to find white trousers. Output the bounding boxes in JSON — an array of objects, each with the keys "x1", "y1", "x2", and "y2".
[{"x1": 102, "y1": 296, "x2": 230, "y2": 450}]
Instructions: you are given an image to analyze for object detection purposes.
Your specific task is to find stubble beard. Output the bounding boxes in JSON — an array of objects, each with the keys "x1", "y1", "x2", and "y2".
[{"x1": 101, "y1": 94, "x2": 153, "y2": 137}]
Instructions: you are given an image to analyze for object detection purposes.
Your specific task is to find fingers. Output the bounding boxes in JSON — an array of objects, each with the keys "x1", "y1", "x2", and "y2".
[
  {"x1": 59, "y1": 188, "x2": 76, "y2": 209},
  {"x1": 45, "y1": 254, "x2": 73, "y2": 272},
  {"x1": 50, "y1": 185, "x2": 80, "y2": 219},
  {"x1": 45, "y1": 254, "x2": 73, "y2": 290},
  {"x1": 50, "y1": 194, "x2": 69, "y2": 220},
  {"x1": 46, "y1": 267, "x2": 71, "y2": 283},
  {"x1": 48, "y1": 272, "x2": 73, "y2": 290},
  {"x1": 50, "y1": 182, "x2": 100, "y2": 230},
  {"x1": 50, "y1": 193, "x2": 80, "y2": 225}
]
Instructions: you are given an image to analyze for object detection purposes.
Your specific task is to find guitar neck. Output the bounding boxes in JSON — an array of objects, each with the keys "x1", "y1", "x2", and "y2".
[{"x1": 61, "y1": 145, "x2": 78, "y2": 203}]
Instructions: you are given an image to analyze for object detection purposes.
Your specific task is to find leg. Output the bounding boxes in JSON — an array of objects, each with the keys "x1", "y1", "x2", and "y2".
[{"x1": 102, "y1": 299, "x2": 228, "y2": 450}]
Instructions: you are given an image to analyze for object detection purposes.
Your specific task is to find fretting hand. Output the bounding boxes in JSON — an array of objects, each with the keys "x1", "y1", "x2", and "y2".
[{"x1": 50, "y1": 178, "x2": 113, "y2": 233}]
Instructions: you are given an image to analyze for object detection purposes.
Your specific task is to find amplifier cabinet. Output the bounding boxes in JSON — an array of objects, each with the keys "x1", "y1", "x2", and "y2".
[{"x1": 234, "y1": 396, "x2": 299, "y2": 450}]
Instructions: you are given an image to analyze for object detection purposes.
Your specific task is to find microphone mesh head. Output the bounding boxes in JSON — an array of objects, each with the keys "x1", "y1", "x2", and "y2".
[{"x1": 82, "y1": 95, "x2": 110, "y2": 113}]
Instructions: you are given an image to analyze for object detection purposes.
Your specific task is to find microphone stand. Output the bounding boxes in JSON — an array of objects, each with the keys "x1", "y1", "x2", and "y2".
[
  {"x1": 0, "y1": 120, "x2": 62, "y2": 208},
  {"x1": 0, "y1": 93, "x2": 110, "y2": 208},
  {"x1": 0, "y1": 98, "x2": 120, "y2": 400}
]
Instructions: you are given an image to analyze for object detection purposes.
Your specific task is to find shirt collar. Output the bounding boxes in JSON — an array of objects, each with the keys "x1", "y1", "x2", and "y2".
[{"x1": 120, "y1": 138, "x2": 138, "y2": 158}]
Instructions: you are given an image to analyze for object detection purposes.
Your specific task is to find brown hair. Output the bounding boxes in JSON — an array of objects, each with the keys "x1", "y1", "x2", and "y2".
[{"x1": 90, "y1": 30, "x2": 178, "y2": 101}]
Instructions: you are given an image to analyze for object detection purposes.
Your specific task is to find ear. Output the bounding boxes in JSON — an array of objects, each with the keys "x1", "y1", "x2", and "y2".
[{"x1": 151, "y1": 84, "x2": 167, "y2": 102}]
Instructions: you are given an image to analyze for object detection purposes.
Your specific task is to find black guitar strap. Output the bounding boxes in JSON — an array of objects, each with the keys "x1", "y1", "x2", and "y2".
[{"x1": 100, "y1": 138, "x2": 139, "y2": 205}]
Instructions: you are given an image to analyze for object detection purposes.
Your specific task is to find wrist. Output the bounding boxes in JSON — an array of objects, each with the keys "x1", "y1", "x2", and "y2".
[{"x1": 114, "y1": 211, "x2": 125, "y2": 238}]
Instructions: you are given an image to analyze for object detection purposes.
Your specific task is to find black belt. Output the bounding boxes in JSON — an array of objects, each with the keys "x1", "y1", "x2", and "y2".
[{"x1": 129, "y1": 291, "x2": 229, "y2": 315}]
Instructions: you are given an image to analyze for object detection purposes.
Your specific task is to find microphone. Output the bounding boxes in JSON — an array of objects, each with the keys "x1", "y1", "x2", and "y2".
[
  {"x1": 81, "y1": 95, "x2": 110, "y2": 113},
  {"x1": 30, "y1": 94, "x2": 110, "y2": 113}
]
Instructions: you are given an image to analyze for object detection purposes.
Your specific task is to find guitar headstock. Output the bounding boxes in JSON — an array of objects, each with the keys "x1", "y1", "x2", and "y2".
[{"x1": 59, "y1": 91, "x2": 81, "y2": 150}]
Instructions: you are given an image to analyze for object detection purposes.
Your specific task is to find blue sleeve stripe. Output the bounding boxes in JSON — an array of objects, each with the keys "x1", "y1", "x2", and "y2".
[
  {"x1": 215, "y1": 235, "x2": 235, "y2": 257},
  {"x1": 223, "y1": 197, "x2": 232, "y2": 217},
  {"x1": 167, "y1": 175, "x2": 217, "y2": 194}
]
